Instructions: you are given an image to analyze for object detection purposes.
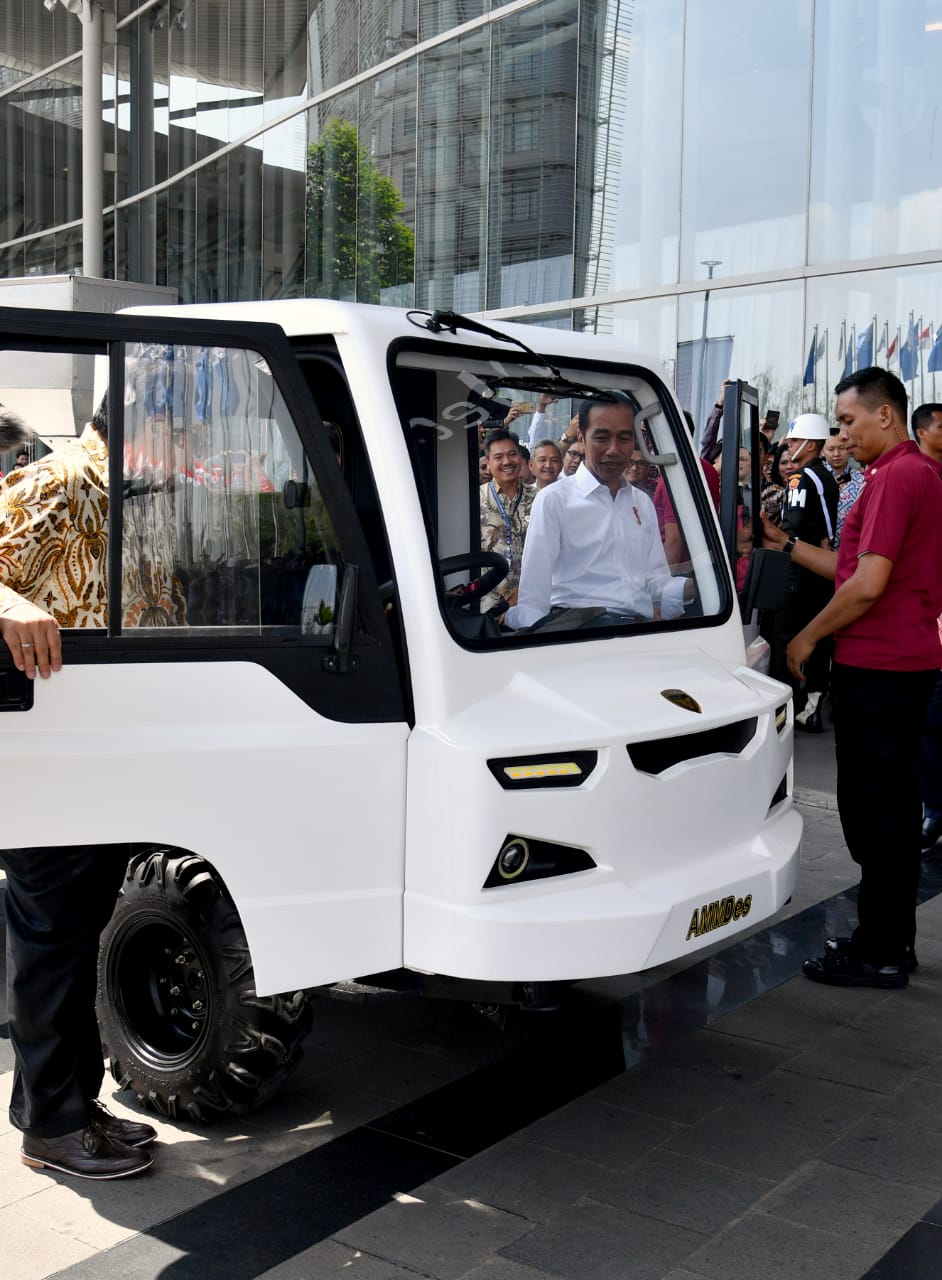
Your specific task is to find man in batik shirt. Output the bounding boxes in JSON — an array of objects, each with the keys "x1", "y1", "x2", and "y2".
[
  {"x1": 0, "y1": 398, "x2": 160, "y2": 1180},
  {"x1": 479, "y1": 429, "x2": 534, "y2": 614}
]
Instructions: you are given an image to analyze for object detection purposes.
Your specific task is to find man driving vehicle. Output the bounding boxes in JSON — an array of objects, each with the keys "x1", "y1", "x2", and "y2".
[{"x1": 505, "y1": 398, "x2": 693, "y2": 630}]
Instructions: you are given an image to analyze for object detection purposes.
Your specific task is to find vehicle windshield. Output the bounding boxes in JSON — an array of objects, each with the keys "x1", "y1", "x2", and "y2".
[{"x1": 391, "y1": 343, "x2": 731, "y2": 647}]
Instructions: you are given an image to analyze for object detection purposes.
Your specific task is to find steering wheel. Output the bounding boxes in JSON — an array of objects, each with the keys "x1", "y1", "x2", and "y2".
[{"x1": 440, "y1": 552, "x2": 509, "y2": 613}]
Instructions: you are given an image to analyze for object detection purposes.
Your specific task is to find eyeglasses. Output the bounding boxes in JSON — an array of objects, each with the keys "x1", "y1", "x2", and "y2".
[{"x1": 567, "y1": 449, "x2": 585, "y2": 459}]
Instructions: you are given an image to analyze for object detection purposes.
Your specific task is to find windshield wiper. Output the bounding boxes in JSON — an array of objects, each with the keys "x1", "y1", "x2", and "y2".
[{"x1": 407, "y1": 308, "x2": 564, "y2": 380}]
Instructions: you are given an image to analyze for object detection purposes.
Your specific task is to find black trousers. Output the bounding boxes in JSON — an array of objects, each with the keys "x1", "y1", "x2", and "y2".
[
  {"x1": 0, "y1": 844, "x2": 129, "y2": 1137},
  {"x1": 772, "y1": 577, "x2": 834, "y2": 702},
  {"x1": 920, "y1": 672, "x2": 942, "y2": 816},
  {"x1": 832, "y1": 664, "x2": 938, "y2": 965}
]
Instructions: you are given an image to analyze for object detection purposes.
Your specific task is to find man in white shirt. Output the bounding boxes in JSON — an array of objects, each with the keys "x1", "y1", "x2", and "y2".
[{"x1": 505, "y1": 398, "x2": 693, "y2": 630}]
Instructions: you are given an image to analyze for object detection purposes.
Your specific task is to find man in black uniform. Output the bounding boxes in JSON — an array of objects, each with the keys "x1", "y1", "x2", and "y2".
[{"x1": 773, "y1": 413, "x2": 839, "y2": 731}]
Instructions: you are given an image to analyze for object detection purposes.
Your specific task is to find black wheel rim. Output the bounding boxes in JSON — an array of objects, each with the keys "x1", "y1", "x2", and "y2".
[{"x1": 107, "y1": 912, "x2": 213, "y2": 1069}]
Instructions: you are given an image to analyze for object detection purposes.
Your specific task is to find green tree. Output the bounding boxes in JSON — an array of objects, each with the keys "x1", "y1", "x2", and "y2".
[{"x1": 305, "y1": 117, "x2": 415, "y2": 303}]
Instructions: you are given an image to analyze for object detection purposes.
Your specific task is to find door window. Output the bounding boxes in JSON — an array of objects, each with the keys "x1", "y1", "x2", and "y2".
[{"x1": 120, "y1": 342, "x2": 342, "y2": 637}]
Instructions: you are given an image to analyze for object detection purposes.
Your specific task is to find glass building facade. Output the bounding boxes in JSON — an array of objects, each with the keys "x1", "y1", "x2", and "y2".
[{"x1": 2, "y1": 0, "x2": 942, "y2": 425}]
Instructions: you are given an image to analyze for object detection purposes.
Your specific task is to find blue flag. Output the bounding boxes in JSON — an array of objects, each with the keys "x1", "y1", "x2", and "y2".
[
  {"x1": 842, "y1": 337, "x2": 854, "y2": 380},
  {"x1": 928, "y1": 326, "x2": 942, "y2": 374},
  {"x1": 899, "y1": 322, "x2": 918, "y2": 381},
  {"x1": 856, "y1": 327, "x2": 873, "y2": 370},
  {"x1": 803, "y1": 335, "x2": 816, "y2": 386}
]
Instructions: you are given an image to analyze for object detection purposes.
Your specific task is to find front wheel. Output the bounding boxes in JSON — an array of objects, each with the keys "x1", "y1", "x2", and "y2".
[{"x1": 96, "y1": 848, "x2": 312, "y2": 1123}]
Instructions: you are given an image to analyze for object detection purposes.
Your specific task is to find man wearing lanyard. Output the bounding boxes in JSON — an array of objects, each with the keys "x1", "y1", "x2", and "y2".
[
  {"x1": 777, "y1": 367, "x2": 942, "y2": 988},
  {"x1": 479, "y1": 429, "x2": 534, "y2": 614}
]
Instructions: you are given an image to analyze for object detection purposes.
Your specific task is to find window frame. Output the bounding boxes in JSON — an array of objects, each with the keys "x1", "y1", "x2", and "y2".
[{"x1": 387, "y1": 335, "x2": 735, "y2": 653}]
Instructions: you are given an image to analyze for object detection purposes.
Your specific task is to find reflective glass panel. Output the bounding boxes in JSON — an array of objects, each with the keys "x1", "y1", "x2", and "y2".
[
  {"x1": 304, "y1": 90, "x2": 359, "y2": 300},
  {"x1": 678, "y1": 281, "x2": 805, "y2": 438},
  {"x1": 680, "y1": 0, "x2": 812, "y2": 280},
  {"x1": 583, "y1": 0, "x2": 683, "y2": 294},
  {"x1": 487, "y1": 0, "x2": 577, "y2": 309},
  {"x1": 809, "y1": 0, "x2": 942, "y2": 262},
  {"x1": 416, "y1": 29, "x2": 488, "y2": 310},
  {"x1": 357, "y1": 60, "x2": 417, "y2": 305}
]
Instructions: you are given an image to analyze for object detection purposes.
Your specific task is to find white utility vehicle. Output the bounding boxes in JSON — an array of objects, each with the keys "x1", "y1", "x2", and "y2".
[{"x1": 0, "y1": 300, "x2": 799, "y2": 1121}]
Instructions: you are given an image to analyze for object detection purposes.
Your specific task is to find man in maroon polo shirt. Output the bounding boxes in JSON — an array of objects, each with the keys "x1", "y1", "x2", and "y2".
[{"x1": 783, "y1": 367, "x2": 942, "y2": 988}]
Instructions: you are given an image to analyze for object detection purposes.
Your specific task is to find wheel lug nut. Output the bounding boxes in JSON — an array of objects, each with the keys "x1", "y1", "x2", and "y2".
[
  {"x1": 170, "y1": 1007, "x2": 178, "y2": 1015},
  {"x1": 175, "y1": 954, "x2": 186, "y2": 965},
  {"x1": 169, "y1": 986, "x2": 181, "y2": 996},
  {"x1": 192, "y1": 999, "x2": 203, "y2": 1011},
  {"x1": 191, "y1": 1021, "x2": 199, "y2": 1030}
]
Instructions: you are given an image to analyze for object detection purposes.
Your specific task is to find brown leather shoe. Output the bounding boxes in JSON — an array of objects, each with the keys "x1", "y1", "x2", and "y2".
[
  {"x1": 21, "y1": 1126, "x2": 154, "y2": 1179},
  {"x1": 89, "y1": 1099, "x2": 158, "y2": 1148}
]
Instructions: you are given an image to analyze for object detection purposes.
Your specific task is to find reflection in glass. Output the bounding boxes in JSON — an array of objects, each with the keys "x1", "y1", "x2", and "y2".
[
  {"x1": 357, "y1": 60, "x2": 417, "y2": 305},
  {"x1": 680, "y1": 0, "x2": 812, "y2": 280},
  {"x1": 809, "y1": 0, "x2": 942, "y2": 263},
  {"x1": 678, "y1": 283, "x2": 804, "y2": 434},
  {"x1": 488, "y1": 0, "x2": 577, "y2": 309},
  {"x1": 583, "y1": 0, "x2": 683, "y2": 294},
  {"x1": 121, "y1": 342, "x2": 341, "y2": 635},
  {"x1": 416, "y1": 29, "x2": 488, "y2": 310}
]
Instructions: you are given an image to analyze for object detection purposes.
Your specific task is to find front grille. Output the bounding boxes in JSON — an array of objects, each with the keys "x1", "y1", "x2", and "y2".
[{"x1": 627, "y1": 718, "x2": 758, "y2": 776}]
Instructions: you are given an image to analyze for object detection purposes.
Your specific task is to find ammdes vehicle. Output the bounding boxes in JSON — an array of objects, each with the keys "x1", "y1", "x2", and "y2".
[{"x1": 0, "y1": 300, "x2": 800, "y2": 1121}]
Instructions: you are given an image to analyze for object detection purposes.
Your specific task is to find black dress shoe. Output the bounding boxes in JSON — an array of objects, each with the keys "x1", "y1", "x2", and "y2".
[
  {"x1": 21, "y1": 1126, "x2": 154, "y2": 1179},
  {"x1": 824, "y1": 935, "x2": 918, "y2": 973},
  {"x1": 795, "y1": 707, "x2": 823, "y2": 733},
  {"x1": 89, "y1": 1099, "x2": 158, "y2": 1148},
  {"x1": 922, "y1": 814, "x2": 942, "y2": 852},
  {"x1": 803, "y1": 950, "x2": 908, "y2": 989}
]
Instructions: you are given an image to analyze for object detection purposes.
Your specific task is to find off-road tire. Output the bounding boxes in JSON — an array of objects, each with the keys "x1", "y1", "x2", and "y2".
[{"x1": 96, "y1": 847, "x2": 312, "y2": 1123}]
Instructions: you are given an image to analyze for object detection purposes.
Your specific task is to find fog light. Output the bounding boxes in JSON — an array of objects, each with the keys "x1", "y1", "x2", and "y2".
[
  {"x1": 775, "y1": 703, "x2": 788, "y2": 733},
  {"x1": 498, "y1": 839, "x2": 530, "y2": 880}
]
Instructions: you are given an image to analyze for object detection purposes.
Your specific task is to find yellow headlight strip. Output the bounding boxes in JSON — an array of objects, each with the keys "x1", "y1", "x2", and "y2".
[
  {"x1": 487, "y1": 750, "x2": 599, "y2": 789},
  {"x1": 503, "y1": 761, "x2": 582, "y2": 780},
  {"x1": 775, "y1": 704, "x2": 788, "y2": 732}
]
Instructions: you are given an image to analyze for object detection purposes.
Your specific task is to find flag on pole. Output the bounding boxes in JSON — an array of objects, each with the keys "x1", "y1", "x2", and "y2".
[
  {"x1": 877, "y1": 326, "x2": 886, "y2": 354},
  {"x1": 843, "y1": 326, "x2": 855, "y2": 379},
  {"x1": 919, "y1": 324, "x2": 932, "y2": 348},
  {"x1": 928, "y1": 325, "x2": 942, "y2": 374},
  {"x1": 887, "y1": 331, "x2": 898, "y2": 363},
  {"x1": 899, "y1": 320, "x2": 918, "y2": 382},
  {"x1": 803, "y1": 334, "x2": 816, "y2": 386},
  {"x1": 856, "y1": 326, "x2": 873, "y2": 369}
]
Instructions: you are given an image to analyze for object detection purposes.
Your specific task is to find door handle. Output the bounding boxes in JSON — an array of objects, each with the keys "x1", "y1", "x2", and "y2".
[{"x1": 0, "y1": 666, "x2": 34, "y2": 711}]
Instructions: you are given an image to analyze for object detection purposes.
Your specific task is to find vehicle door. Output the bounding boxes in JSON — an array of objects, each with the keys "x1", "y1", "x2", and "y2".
[
  {"x1": 0, "y1": 307, "x2": 410, "y2": 993},
  {"x1": 719, "y1": 378, "x2": 787, "y2": 667}
]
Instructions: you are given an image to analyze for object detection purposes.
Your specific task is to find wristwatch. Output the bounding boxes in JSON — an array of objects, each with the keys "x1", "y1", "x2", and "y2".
[{"x1": 782, "y1": 537, "x2": 797, "y2": 557}]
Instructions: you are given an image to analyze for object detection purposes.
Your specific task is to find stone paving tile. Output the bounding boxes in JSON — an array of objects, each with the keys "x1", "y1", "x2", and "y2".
[
  {"x1": 259, "y1": 1238, "x2": 432, "y2": 1278},
  {"x1": 709, "y1": 994, "x2": 854, "y2": 1051},
  {"x1": 334, "y1": 1184, "x2": 537, "y2": 1280},
  {"x1": 745, "y1": 1067, "x2": 882, "y2": 1134},
  {"x1": 500, "y1": 1196, "x2": 706, "y2": 1280},
  {"x1": 0, "y1": 1204, "x2": 98, "y2": 1280},
  {"x1": 591, "y1": 1149, "x2": 774, "y2": 1235},
  {"x1": 12, "y1": 1171, "x2": 218, "y2": 1252},
  {"x1": 870, "y1": 1077, "x2": 942, "y2": 1134},
  {"x1": 759, "y1": 1160, "x2": 938, "y2": 1252},
  {"x1": 588, "y1": 1063, "x2": 739, "y2": 1126},
  {"x1": 460, "y1": 1260, "x2": 567, "y2": 1280},
  {"x1": 784, "y1": 1022, "x2": 932, "y2": 1094},
  {"x1": 684, "y1": 1213, "x2": 875, "y2": 1280},
  {"x1": 513, "y1": 1097, "x2": 677, "y2": 1173},
  {"x1": 428, "y1": 1138, "x2": 612, "y2": 1224},
  {"x1": 662, "y1": 1104, "x2": 829, "y2": 1182},
  {"x1": 653, "y1": 1029, "x2": 797, "y2": 1086},
  {"x1": 826, "y1": 1115, "x2": 942, "y2": 1192}
]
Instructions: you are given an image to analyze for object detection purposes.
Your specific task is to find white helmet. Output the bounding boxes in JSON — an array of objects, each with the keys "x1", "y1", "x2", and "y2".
[{"x1": 785, "y1": 413, "x2": 831, "y2": 442}]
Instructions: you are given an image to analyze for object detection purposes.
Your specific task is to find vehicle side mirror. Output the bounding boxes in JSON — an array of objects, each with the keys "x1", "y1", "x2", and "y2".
[
  {"x1": 283, "y1": 479, "x2": 309, "y2": 508},
  {"x1": 740, "y1": 547, "x2": 789, "y2": 616}
]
